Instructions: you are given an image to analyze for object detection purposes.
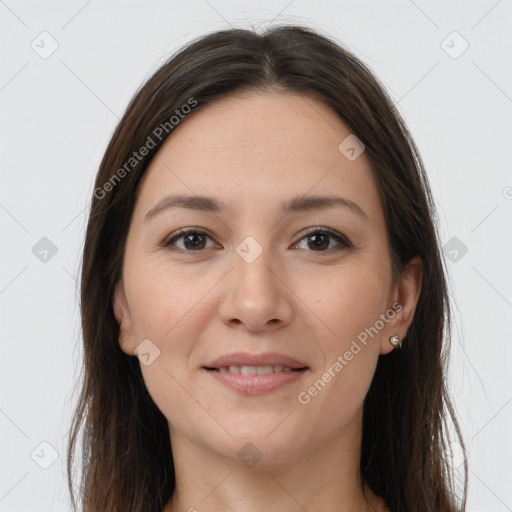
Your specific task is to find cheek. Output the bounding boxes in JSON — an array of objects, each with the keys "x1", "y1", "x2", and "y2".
[
  {"x1": 126, "y1": 257, "x2": 213, "y2": 342},
  {"x1": 125, "y1": 259, "x2": 225, "y2": 382},
  {"x1": 297, "y1": 266, "x2": 387, "y2": 419},
  {"x1": 124, "y1": 267, "x2": 216, "y2": 432},
  {"x1": 313, "y1": 264, "x2": 390, "y2": 352}
]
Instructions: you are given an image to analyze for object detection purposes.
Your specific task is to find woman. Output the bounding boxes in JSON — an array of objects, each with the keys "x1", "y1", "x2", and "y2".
[{"x1": 67, "y1": 25, "x2": 468, "y2": 512}]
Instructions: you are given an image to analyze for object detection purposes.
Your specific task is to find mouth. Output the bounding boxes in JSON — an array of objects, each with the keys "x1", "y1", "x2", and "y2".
[
  {"x1": 203, "y1": 351, "x2": 309, "y2": 371},
  {"x1": 201, "y1": 352, "x2": 309, "y2": 395},
  {"x1": 204, "y1": 365, "x2": 308, "y2": 374}
]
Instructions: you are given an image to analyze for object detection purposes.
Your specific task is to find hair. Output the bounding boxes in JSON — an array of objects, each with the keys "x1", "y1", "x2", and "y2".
[{"x1": 67, "y1": 24, "x2": 468, "y2": 512}]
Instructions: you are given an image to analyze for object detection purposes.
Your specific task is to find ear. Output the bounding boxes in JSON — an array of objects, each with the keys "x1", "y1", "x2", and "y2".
[
  {"x1": 380, "y1": 256, "x2": 424, "y2": 355},
  {"x1": 113, "y1": 279, "x2": 136, "y2": 356}
]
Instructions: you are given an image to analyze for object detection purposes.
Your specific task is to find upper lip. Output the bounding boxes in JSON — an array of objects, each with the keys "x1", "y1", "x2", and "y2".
[{"x1": 203, "y1": 352, "x2": 308, "y2": 369}]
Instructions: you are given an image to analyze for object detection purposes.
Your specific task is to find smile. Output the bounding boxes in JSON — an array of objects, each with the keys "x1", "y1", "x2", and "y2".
[
  {"x1": 203, "y1": 366, "x2": 309, "y2": 395},
  {"x1": 208, "y1": 365, "x2": 301, "y2": 374}
]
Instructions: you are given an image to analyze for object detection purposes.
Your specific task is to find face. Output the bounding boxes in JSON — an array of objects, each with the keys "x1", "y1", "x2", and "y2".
[{"x1": 114, "y1": 91, "x2": 422, "y2": 464}]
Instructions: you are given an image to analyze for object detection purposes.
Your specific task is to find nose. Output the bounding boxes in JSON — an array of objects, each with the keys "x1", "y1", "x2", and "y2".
[{"x1": 218, "y1": 240, "x2": 294, "y2": 333}]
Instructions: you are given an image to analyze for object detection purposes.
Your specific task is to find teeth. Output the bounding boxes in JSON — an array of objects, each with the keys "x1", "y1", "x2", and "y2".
[
  {"x1": 256, "y1": 366, "x2": 273, "y2": 375},
  {"x1": 215, "y1": 365, "x2": 299, "y2": 374}
]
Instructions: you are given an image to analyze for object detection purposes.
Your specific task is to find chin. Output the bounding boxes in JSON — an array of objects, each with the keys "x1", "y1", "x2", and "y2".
[{"x1": 220, "y1": 421, "x2": 308, "y2": 465}]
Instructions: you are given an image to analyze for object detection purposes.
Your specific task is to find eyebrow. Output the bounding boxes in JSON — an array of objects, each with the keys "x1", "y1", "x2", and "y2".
[{"x1": 144, "y1": 193, "x2": 367, "y2": 221}]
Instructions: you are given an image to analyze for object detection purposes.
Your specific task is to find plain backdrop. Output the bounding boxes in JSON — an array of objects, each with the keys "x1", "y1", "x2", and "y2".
[{"x1": 1, "y1": 1, "x2": 511, "y2": 511}]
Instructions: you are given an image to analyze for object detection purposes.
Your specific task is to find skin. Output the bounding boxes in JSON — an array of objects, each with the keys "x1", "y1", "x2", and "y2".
[{"x1": 113, "y1": 91, "x2": 423, "y2": 512}]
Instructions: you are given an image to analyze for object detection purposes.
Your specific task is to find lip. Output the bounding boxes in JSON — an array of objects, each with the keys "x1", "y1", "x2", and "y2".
[
  {"x1": 205, "y1": 368, "x2": 308, "y2": 395},
  {"x1": 202, "y1": 351, "x2": 309, "y2": 396},
  {"x1": 203, "y1": 351, "x2": 308, "y2": 370}
]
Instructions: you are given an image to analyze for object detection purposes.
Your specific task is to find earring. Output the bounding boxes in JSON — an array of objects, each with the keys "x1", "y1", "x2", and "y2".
[{"x1": 389, "y1": 334, "x2": 401, "y2": 348}]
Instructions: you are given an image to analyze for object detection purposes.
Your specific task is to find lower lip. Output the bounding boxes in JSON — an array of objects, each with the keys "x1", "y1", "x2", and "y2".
[{"x1": 203, "y1": 368, "x2": 308, "y2": 396}]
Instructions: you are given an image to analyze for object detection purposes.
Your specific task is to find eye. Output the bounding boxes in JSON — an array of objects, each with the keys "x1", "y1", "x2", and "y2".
[
  {"x1": 162, "y1": 229, "x2": 216, "y2": 252},
  {"x1": 161, "y1": 227, "x2": 352, "y2": 253},
  {"x1": 294, "y1": 227, "x2": 352, "y2": 253}
]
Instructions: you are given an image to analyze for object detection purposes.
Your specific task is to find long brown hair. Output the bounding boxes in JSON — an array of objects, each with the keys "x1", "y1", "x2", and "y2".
[{"x1": 67, "y1": 24, "x2": 468, "y2": 511}]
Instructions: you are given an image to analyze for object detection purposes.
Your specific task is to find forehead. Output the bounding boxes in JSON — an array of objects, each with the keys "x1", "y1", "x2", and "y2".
[{"x1": 134, "y1": 91, "x2": 384, "y2": 224}]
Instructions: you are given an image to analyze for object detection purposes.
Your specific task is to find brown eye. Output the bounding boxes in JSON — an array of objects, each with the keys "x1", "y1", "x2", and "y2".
[
  {"x1": 295, "y1": 228, "x2": 351, "y2": 253},
  {"x1": 162, "y1": 227, "x2": 351, "y2": 254},
  {"x1": 163, "y1": 230, "x2": 213, "y2": 251},
  {"x1": 306, "y1": 233, "x2": 329, "y2": 250}
]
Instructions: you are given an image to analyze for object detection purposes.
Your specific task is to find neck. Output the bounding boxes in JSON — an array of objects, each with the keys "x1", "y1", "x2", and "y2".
[{"x1": 164, "y1": 408, "x2": 387, "y2": 512}]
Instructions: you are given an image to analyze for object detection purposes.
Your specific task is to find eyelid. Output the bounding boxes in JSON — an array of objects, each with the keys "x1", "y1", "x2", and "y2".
[
  {"x1": 162, "y1": 226, "x2": 352, "y2": 252},
  {"x1": 162, "y1": 227, "x2": 217, "y2": 250},
  {"x1": 294, "y1": 226, "x2": 352, "y2": 250}
]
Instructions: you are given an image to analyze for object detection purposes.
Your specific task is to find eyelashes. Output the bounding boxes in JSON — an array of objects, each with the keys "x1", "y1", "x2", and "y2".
[
  {"x1": 161, "y1": 227, "x2": 352, "y2": 255},
  {"x1": 295, "y1": 227, "x2": 352, "y2": 252},
  {"x1": 162, "y1": 229, "x2": 214, "y2": 251}
]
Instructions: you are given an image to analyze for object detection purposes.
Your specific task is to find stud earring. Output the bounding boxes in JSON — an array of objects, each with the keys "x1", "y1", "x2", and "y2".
[{"x1": 389, "y1": 334, "x2": 401, "y2": 348}]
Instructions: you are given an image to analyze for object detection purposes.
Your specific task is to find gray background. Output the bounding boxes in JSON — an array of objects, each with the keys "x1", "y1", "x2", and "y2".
[{"x1": 1, "y1": 1, "x2": 511, "y2": 510}]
